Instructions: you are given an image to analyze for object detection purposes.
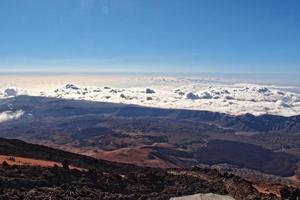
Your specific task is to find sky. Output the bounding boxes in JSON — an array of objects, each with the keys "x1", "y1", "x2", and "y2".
[{"x1": 0, "y1": 0, "x2": 299, "y2": 74}]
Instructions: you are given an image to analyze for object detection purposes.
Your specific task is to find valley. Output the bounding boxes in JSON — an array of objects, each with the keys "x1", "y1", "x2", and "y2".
[{"x1": 0, "y1": 95, "x2": 300, "y2": 195}]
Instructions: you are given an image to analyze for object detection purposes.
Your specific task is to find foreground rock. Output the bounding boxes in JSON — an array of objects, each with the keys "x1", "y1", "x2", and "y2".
[{"x1": 0, "y1": 137, "x2": 284, "y2": 200}]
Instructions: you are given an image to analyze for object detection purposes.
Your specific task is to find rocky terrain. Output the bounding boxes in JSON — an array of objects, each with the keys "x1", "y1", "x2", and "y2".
[
  {"x1": 0, "y1": 137, "x2": 296, "y2": 200},
  {"x1": 0, "y1": 96, "x2": 300, "y2": 198}
]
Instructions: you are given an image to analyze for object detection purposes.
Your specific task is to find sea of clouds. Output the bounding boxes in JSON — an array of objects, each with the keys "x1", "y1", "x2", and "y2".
[{"x1": 0, "y1": 76, "x2": 300, "y2": 116}]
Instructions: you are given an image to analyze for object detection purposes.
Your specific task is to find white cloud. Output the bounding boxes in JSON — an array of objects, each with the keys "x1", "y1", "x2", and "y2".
[
  {"x1": 1, "y1": 76, "x2": 300, "y2": 116},
  {"x1": 0, "y1": 110, "x2": 24, "y2": 123}
]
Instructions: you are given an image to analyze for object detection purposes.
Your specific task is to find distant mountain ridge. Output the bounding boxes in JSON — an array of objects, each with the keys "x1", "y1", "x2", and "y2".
[{"x1": 1, "y1": 95, "x2": 300, "y2": 133}]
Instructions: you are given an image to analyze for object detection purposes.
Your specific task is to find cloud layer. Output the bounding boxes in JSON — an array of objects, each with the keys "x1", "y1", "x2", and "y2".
[{"x1": 1, "y1": 77, "x2": 300, "y2": 116}]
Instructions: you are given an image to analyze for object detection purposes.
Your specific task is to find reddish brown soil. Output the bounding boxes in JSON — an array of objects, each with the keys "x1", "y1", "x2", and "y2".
[
  {"x1": 0, "y1": 155, "x2": 83, "y2": 170},
  {"x1": 254, "y1": 184, "x2": 281, "y2": 197},
  {"x1": 93, "y1": 146, "x2": 178, "y2": 168}
]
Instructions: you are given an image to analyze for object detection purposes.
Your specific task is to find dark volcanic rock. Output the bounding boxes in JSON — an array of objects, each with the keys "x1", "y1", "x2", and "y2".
[{"x1": 194, "y1": 140, "x2": 299, "y2": 177}]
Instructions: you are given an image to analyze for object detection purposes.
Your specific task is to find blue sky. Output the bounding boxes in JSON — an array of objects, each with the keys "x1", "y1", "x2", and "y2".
[{"x1": 0, "y1": 0, "x2": 299, "y2": 73}]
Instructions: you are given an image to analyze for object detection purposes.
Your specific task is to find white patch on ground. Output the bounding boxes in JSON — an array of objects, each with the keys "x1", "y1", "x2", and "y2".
[
  {"x1": 1, "y1": 76, "x2": 300, "y2": 116},
  {"x1": 170, "y1": 193, "x2": 235, "y2": 200},
  {"x1": 0, "y1": 110, "x2": 25, "y2": 123}
]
